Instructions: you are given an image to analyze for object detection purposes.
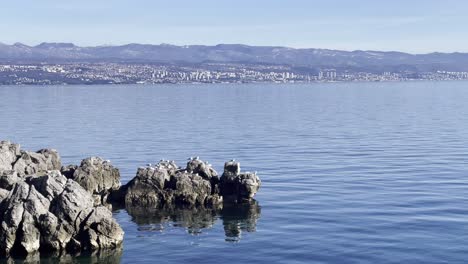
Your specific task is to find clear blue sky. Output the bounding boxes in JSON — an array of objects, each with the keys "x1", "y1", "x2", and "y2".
[{"x1": 1, "y1": 0, "x2": 467, "y2": 53}]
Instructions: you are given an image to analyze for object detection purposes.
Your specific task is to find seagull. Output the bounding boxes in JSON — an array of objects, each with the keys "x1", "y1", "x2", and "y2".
[
  {"x1": 105, "y1": 160, "x2": 110, "y2": 163},
  {"x1": 188, "y1": 157, "x2": 193, "y2": 161},
  {"x1": 146, "y1": 163, "x2": 152, "y2": 167},
  {"x1": 194, "y1": 156, "x2": 199, "y2": 160},
  {"x1": 230, "y1": 159, "x2": 236, "y2": 162}
]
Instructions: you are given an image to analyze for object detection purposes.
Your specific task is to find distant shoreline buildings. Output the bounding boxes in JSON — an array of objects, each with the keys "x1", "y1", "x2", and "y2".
[{"x1": 0, "y1": 63, "x2": 467, "y2": 85}]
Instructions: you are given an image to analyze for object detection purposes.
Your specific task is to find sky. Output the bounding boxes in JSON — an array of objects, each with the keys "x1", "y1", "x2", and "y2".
[{"x1": 1, "y1": 0, "x2": 467, "y2": 53}]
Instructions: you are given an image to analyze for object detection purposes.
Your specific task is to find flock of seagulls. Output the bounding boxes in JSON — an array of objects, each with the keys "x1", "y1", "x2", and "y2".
[{"x1": 142, "y1": 158, "x2": 255, "y2": 175}]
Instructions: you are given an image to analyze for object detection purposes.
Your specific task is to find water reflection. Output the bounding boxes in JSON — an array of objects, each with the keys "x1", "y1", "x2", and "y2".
[
  {"x1": 1, "y1": 247, "x2": 122, "y2": 264},
  {"x1": 125, "y1": 200, "x2": 261, "y2": 242}
]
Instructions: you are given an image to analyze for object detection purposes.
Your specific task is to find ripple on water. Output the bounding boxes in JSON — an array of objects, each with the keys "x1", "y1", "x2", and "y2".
[{"x1": 1, "y1": 82, "x2": 468, "y2": 263}]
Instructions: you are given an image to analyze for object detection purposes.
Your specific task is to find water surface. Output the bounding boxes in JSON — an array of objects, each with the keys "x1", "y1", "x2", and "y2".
[{"x1": 1, "y1": 82, "x2": 468, "y2": 263}]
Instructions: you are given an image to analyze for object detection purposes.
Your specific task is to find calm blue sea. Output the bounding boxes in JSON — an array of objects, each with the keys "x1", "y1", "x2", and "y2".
[{"x1": 1, "y1": 82, "x2": 468, "y2": 263}]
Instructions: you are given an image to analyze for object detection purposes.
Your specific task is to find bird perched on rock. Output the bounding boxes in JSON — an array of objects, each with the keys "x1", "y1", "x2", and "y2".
[{"x1": 146, "y1": 163, "x2": 152, "y2": 167}]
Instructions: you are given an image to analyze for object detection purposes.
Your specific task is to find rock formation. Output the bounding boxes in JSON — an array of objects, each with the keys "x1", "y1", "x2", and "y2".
[
  {"x1": 61, "y1": 157, "x2": 121, "y2": 206},
  {"x1": 123, "y1": 158, "x2": 260, "y2": 208},
  {"x1": 0, "y1": 140, "x2": 262, "y2": 258},
  {"x1": 220, "y1": 161, "x2": 261, "y2": 203},
  {"x1": 0, "y1": 141, "x2": 20, "y2": 172},
  {"x1": 0, "y1": 141, "x2": 124, "y2": 257},
  {"x1": 0, "y1": 141, "x2": 61, "y2": 178},
  {"x1": 0, "y1": 171, "x2": 123, "y2": 256},
  {"x1": 123, "y1": 159, "x2": 226, "y2": 208}
]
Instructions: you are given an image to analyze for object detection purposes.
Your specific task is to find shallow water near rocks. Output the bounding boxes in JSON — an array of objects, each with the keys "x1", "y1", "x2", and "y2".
[{"x1": 1, "y1": 82, "x2": 468, "y2": 263}]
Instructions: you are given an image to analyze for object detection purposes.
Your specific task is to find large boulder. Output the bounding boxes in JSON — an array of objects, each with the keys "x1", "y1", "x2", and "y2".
[
  {"x1": 0, "y1": 141, "x2": 21, "y2": 172},
  {"x1": 63, "y1": 157, "x2": 121, "y2": 206},
  {"x1": 220, "y1": 161, "x2": 261, "y2": 202},
  {"x1": 167, "y1": 171, "x2": 213, "y2": 206},
  {"x1": 0, "y1": 170, "x2": 123, "y2": 257},
  {"x1": 124, "y1": 164, "x2": 173, "y2": 207},
  {"x1": 13, "y1": 149, "x2": 61, "y2": 177}
]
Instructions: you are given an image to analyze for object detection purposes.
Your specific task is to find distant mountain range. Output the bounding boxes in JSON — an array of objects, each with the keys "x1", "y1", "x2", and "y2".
[{"x1": 1, "y1": 42, "x2": 468, "y2": 72}]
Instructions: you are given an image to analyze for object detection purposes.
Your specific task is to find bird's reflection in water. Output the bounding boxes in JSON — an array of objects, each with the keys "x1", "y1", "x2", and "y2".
[{"x1": 125, "y1": 200, "x2": 261, "y2": 242}]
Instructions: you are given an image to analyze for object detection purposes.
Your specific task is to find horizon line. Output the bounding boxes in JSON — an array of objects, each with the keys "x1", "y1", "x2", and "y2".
[{"x1": 1, "y1": 41, "x2": 466, "y2": 56}]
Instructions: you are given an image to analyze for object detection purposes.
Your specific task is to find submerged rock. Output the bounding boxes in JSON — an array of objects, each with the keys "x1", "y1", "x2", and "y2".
[
  {"x1": 220, "y1": 161, "x2": 261, "y2": 202},
  {"x1": 0, "y1": 170, "x2": 123, "y2": 257},
  {"x1": 63, "y1": 157, "x2": 121, "y2": 206}
]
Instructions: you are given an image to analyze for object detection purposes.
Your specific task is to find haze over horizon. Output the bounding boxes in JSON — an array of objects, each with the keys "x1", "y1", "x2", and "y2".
[
  {"x1": 2, "y1": 0, "x2": 468, "y2": 54},
  {"x1": 1, "y1": 41, "x2": 467, "y2": 56}
]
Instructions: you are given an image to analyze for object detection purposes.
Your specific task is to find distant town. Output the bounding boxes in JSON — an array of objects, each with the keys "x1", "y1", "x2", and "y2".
[{"x1": 1, "y1": 63, "x2": 468, "y2": 85}]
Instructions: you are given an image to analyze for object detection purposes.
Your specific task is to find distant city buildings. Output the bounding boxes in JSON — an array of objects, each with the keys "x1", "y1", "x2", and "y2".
[{"x1": 0, "y1": 63, "x2": 467, "y2": 85}]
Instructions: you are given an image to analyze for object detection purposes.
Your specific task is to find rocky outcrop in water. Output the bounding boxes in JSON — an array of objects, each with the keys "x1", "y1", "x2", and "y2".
[
  {"x1": 122, "y1": 158, "x2": 260, "y2": 207},
  {"x1": 0, "y1": 142, "x2": 124, "y2": 257},
  {"x1": 0, "y1": 140, "x2": 262, "y2": 258},
  {"x1": 220, "y1": 161, "x2": 261, "y2": 203},
  {"x1": 61, "y1": 157, "x2": 121, "y2": 206},
  {"x1": 123, "y1": 159, "x2": 223, "y2": 208},
  {"x1": 0, "y1": 171, "x2": 123, "y2": 256}
]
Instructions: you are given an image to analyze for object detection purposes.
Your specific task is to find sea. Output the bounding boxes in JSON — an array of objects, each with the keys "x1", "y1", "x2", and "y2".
[{"x1": 1, "y1": 81, "x2": 467, "y2": 263}]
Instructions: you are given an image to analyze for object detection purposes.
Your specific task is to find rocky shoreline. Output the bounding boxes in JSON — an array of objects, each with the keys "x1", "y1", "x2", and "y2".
[{"x1": 0, "y1": 141, "x2": 261, "y2": 258}]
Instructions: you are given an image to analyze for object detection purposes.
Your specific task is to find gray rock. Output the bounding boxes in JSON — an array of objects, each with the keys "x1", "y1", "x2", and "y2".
[
  {"x1": 0, "y1": 181, "x2": 50, "y2": 255},
  {"x1": 25, "y1": 170, "x2": 67, "y2": 201},
  {"x1": 124, "y1": 159, "x2": 221, "y2": 208},
  {"x1": 0, "y1": 141, "x2": 20, "y2": 173},
  {"x1": 0, "y1": 170, "x2": 19, "y2": 191},
  {"x1": 124, "y1": 165, "x2": 171, "y2": 207},
  {"x1": 0, "y1": 188, "x2": 9, "y2": 202},
  {"x1": 0, "y1": 171, "x2": 123, "y2": 257},
  {"x1": 65, "y1": 157, "x2": 121, "y2": 206},
  {"x1": 13, "y1": 149, "x2": 61, "y2": 177},
  {"x1": 60, "y1": 164, "x2": 78, "y2": 179},
  {"x1": 186, "y1": 159, "x2": 218, "y2": 180},
  {"x1": 220, "y1": 161, "x2": 261, "y2": 202},
  {"x1": 169, "y1": 171, "x2": 213, "y2": 206},
  {"x1": 80, "y1": 206, "x2": 124, "y2": 251}
]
